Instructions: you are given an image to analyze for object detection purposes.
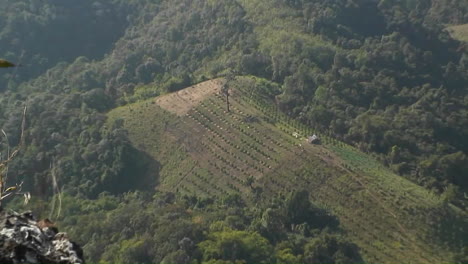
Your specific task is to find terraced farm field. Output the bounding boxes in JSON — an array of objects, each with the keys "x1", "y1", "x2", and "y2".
[{"x1": 107, "y1": 77, "x2": 467, "y2": 263}]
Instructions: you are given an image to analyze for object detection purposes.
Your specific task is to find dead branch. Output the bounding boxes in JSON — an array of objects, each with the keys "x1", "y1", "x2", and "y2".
[
  {"x1": 0, "y1": 106, "x2": 27, "y2": 171},
  {"x1": 0, "y1": 105, "x2": 29, "y2": 206}
]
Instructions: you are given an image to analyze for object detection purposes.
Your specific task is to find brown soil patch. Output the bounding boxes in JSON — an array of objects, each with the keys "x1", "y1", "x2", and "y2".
[
  {"x1": 446, "y1": 24, "x2": 468, "y2": 42},
  {"x1": 155, "y1": 79, "x2": 224, "y2": 116}
]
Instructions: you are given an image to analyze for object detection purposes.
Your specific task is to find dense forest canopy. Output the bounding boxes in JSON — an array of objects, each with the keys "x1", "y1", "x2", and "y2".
[{"x1": 0, "y1": 0, "x2": 467, "y2": 263}]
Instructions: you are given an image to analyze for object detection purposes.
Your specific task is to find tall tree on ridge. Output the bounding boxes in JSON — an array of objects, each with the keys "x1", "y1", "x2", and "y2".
[{"x1": 222, "y1": 70, "x2": 235, "y2": 113}]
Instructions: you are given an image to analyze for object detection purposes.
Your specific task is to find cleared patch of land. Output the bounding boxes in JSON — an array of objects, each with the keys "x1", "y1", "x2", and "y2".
[
  {"x1": 107, "y1": 77, "x2": 467, "y2": 264},
  {"x1": 447, "y1": 23, "x2": 468, "y2": 42},
  {"x1": 155, "y1": 79, "x2": 223, "y2": 116}
]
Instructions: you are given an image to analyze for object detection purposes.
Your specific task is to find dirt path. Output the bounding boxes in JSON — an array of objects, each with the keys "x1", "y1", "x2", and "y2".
[{"x1": 155, "y1": 79, "x2": 224, "y2": 116}]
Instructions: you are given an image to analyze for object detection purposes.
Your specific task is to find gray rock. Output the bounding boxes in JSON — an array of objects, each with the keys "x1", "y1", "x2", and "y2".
[{"x1": 0, "y1": 208, "x2": 84, "y2": 264}]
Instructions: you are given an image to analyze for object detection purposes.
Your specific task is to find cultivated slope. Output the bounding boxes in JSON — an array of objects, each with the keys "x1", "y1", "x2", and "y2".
[
  {"x1": 107, "y1": 77, "x2": 467, "y2": 263},
  {"x1": 447, "y1": 24, "x2": 468, "y2": 42}
]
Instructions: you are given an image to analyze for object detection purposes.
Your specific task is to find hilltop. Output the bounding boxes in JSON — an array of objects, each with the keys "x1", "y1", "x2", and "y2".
[{"x1": 107, "y1": 77, "x2": 467, "y2": 263}]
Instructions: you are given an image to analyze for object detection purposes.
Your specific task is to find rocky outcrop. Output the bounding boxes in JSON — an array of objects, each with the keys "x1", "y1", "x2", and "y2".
[{"x1": 0, "y1": 208, "x2": 84, "y2": 264}]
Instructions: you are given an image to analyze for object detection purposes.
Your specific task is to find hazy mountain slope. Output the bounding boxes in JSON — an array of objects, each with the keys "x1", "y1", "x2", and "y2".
[
  {"x1": 1, "y1": 0, "x2": 250, "y2": 198},
  {"x1": 107, "y1": 77, "x2": 467, "y2": 263},
  {"x1": 0, "y1": 0, "x2": 466, "y2": 262},
  {"x1": 2, "y1": 0, "x2": 466, "y2": 200},
  {"x1": 0, "y1": 0, "x2": 138, "y2": 87},
  {"x1": 243, "y1": 0, "x2": 468, "y2": 202}
]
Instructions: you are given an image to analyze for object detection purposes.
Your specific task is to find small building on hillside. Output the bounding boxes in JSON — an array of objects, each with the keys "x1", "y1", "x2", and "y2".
[{"x1": 307, "y1": 134, "x2": 320, "y2": 144}]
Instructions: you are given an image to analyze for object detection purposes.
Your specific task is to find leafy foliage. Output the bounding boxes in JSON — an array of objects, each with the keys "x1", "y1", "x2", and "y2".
[
  {"x1": 0, "y1": 0, "x2": 467, "y2": 262},
  {"x1": 8, "y1": 190, "x2": 356, "y2": 264}
]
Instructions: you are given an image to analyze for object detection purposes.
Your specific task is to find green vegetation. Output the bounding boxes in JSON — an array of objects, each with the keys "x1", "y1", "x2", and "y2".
[
  {"x1": 8, "y1": 189, "x2": 365, "y2": 264},
  {"x1": 105, "y1": 77, "x2": 466, "y2": 263},
  {"x1": 0, "y1": 0, "x2": 466, "y2": 263}
]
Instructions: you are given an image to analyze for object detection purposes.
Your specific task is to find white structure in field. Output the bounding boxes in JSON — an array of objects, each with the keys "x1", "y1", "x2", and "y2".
[{"x1": 307, "y1": 134, "x2": 320, "y2": 144}]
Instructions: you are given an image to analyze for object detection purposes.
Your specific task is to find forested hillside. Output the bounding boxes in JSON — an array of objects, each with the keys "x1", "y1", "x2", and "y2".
[{"x1": 0, "y1": 0, "x2": 467, "y2": 263}]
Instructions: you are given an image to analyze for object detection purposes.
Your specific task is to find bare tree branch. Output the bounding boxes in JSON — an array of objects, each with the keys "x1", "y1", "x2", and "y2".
[
  {"x1": 0, "y1": 105, "x2": 29, "y2": 206},
  {"x1": 0, "y1": 106, "x2": 27, "y2": 171}
]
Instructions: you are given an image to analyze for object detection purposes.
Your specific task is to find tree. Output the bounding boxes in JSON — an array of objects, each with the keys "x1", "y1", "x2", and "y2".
[
  {"x1": 276, "y1": 247, "x2": 302, "y2": 264},
  {"x1": 160, "y1": 250, "x2": 191, "y2": 264},
  {"x1": 222, "y1": 70, "x2": 235, "y2": 112},
  {"x1": 198, "y1": 228, "x2": 274, "y2": 264},
  {"x1": 260, "y1": 208, "x2": 286, "y2": 242},
  {"x1": 285, "y1": 190, "x2": 339, "y2": 230},
  {"x1": 303, "y1": 234, "x2": 363, "y2": 264},
  {"x1": 286, "y1": 190, "x2": 312, "y2": 225},
  {"x1": 390, "y1": 145, "x2": 400, "y2": 164}
]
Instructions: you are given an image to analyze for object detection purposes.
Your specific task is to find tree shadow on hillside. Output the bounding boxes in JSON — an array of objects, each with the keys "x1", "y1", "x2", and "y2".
[{"x1": 102, "y1": 145, "x2": 160, "y2": 196}]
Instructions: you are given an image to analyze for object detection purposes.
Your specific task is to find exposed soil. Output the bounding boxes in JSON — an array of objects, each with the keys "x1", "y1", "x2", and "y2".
[
  {"x1": 155, "y1": 79, "x2": 224, "y2": 116},
  {"x1": 446, "y1": 23, "x2": 468, "y2": 42}
]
